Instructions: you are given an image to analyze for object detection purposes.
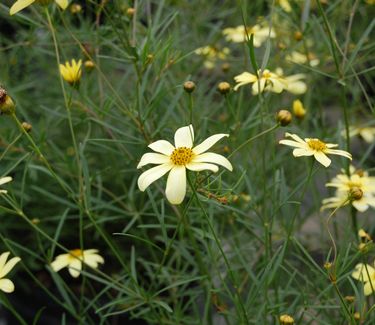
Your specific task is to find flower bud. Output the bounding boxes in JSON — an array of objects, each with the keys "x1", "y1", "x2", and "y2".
[
  {"x1": 294, "y1": 31, "x2": 303, "y2": 41},
  {"x1": 183, "y1": 81, "x2": 196, "y2": 93},
  {"x1": 349, "y1": 187, "x2": 363, "y2": 201},
  {"x1": 70, "y1": 3, "x2": 82, "y2": 14},
  {"x1": 279, "y1": 314, "x2": 294, "y2": 324},
  {"x1": 21, "y1": 122, "x2": 32, "y2": 133},
  {"x1": 292, "y1": 99, "x2": 306, "y2": 119},
  {"x1": 217, "y1": 82, "x2": 231, "y2": 95},
  {"x1": 0, "y1": 87, "x2": 16, "y2": 115},
  {"x1": 324, "y1": 262, "x2": 332, "y2": 270},
  {"x1": 354, "y1": 312, "x2": 360, "y2": 320},
  {"x1": 344, "y1": 296, "x2": 355, "y2": 303},
  {"x1": 221, "y1": 62, "x2": 230, "y2": 72},
  {"x1": 84, "y1": 60, "x2": 95, "y2": 72},
  {"x1": 127, "y1": 7, "x2": 136, "y2": 17},
  {"x1": 276, "y1": 110, "x2": 292, "y2": 126}
]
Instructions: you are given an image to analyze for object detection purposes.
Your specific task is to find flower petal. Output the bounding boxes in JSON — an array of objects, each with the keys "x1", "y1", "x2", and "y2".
[
  {"x1": 174, "y1": 125, "x2": 194, "y2": 148},
  {"x1": 186, "y1": 162, "x2": 219, "y2": 173},
  {"x1": 148, "y1": 140, "x2": 175, "y2": 155},
  {"x1": 192, "y1": 153, "x2": 233, "y2": 171},
  {"x1": 55, "y1": 0, "x2": 69, "y2": 10},
  {"x1": 68, "y1": 259, "x2": 82, "y2": 278},
  {"x1": 364, "y1": 281, "x2": 375, "y2": 296},
  {"x1": 279, "y1": 140, "x2": 307, "y2": 149},
  {"x1": 325, "y1": 149, "x2": 352, "y2": 160},
  {"x1": 165, "y1": 166, "x2": 186, "y2": 205},
  {"x1": 292, "y1": 148, "x2": 314, "y2": 157},
  {"x1": 50, "y1": 255, "x2": 69, "y2": 273},
  {"x1": 0, "y1": 177, "x2": 12, "y2": 186},
  {"x1": 138, "y1": 163, "x2": 173, "y2": 192},
  {"x1": 352, "y1": 263, "x2": 375, "y2": 281},
  {"x1": 193, "y1": 134, "x2": 229, "y2": 155},
  {"x1": 0, "y1": 252, "x2": 10, "y2": 272},
  {"x1": 137, "y1": 153, "x2": 170, "y2": 168},
  {"x1": 0, "y1": 279, "x2": 15, "y2": 293},
  {"x1": 284, "y1": 133, "x2": 306, "y2": 144},
  {"x1": 9, "y1": 0, "x2": 35, "y2": 15},
  {"x1": 314, "y1": 152, "x2": 331, "y2": 167},
  {"x1": 352, "y1": 200, "x2": 369, "y2": 212},
  {"x1": 0, "y1": 257, "x2": 20, "y2": 278}
]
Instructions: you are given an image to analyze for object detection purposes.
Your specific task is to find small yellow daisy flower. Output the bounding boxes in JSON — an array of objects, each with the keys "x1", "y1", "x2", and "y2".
[
  {"x1": 195, "y1": 45, "x2": 230, "y2": 69},
  {"x1": 234, "y1": 69, "x2": 287, "y2": 94},
  {"x1": 0, "y1": 176, "x2": 13, "y2": 194},
  {"x1": 222, "y1": 24, "x2": 275, "y2": 47},
  {"x1": 0, "y1": 252, "x2": 21, "y2": 293},
  {"x1": 137, "y1": 125, "x2": 233, "y2": 205},
  {"x1": 10, "y1": 0, "x2": 68, "y2": 15},
  {"x1": 51, "y1": 249, "x2": 104, "y2": 278},
  {"x1": 59, "y1": 59, "x2": 82, "y2": 86},
  {"x1": 279, "y1": 133, "x2": 352, "y2": 167},
  {"x1": 352, "y1": 263, "x2": 375, "y2": 296}
]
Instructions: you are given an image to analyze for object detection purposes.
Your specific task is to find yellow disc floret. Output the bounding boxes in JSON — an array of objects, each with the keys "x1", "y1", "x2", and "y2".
[
  {"x1": 307, "y1": 139, "x2": 327, "y2": 151},
  {"x1": 69, "y1": 249, "x2": 83, "y2": 259},
  {"x1": 170, "y1": 147, "x2": 194, "y2": 165}
]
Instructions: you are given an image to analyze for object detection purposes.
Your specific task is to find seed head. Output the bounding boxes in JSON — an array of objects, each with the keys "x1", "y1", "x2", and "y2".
[
  {"x1": 217, "y1": 82, "x2": 231, "y2": 95},
  {"x1": 276, "y1": 110, "x2": 292, "y2": 126},
  {"x1": 183, "y1": 81, "x2": 196, "y2": 93}
]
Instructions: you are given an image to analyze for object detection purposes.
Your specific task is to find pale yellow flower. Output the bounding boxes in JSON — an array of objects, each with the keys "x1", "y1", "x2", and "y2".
[
  {"x1": 137, "y1": 125, "x2": 233, "y2": 205},
  {"x1": 286, "y1": 51, "x2": 319, "y2": 67},
  {"x1": 234, "y1": 69, "x2": 287, "y2": 94},
  {"x1": 352, "y1": 263, "x2": 375, "y2": 296},
  {"x1": 0, "y1": 252, "x2": 21, "y2": 293},
  {"x1": 346, "y1": 126, "x2": 375, "y2": 144},
  {"x1": 322, "y1": 166, "x2": 375, "y2": 212},
  {"x1": 275, "y1": 68, "x2": 307, "y2": 95},
  {"x1": 279, "y1": 133, "x2": 352, "y2": 167},
  {"x1": 195, "y1": 46, "x2": 230, "y2": 69},
  {"x1": 0, "y1": 176, "x2": 13, "y2": 194},
  {"x1": 277, "y1": 0, "x2": 292, "y2": 12},
  {"x1": 51, "y1": 249, "x2": 104, "y2": 278},
  {"x1": 222, "y1": 24, "x2": 275, "y2": 47},
  {"x1": 10, "y1": 0, "x2": 68, "y2": 15},
  {"x1": 292, "y1": 99, "x2": 306, "y2": 119},
  {"x1": 59, "y1": 59, "x2": 82, "y2": 85}
]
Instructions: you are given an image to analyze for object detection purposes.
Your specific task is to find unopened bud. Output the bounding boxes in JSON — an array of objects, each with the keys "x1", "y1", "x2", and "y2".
[
  {"x1": 21, "y1": 122, "x2": 32, "y2": 133},
  {"x1": 349, "y1": 187, "x2": 363, "y2": 201},
  {"x1": 324, "y1": 262, "x2": 332, "y2": 270},
  {"x1": 183, "y1": 81, "x2": 196, "y2": 93},
  {"x1": 0, "y1": 87, "x2": 16, "y2": 115},
  {"x1": 354, "y1": 312, "x2": 360, "y2": 320},
  {"x1": 293, "y1": 99, "x2": 306, "y2": 119},
  {"x1": 70, "y1": 3, "x2": 82, "y2": 14},
  {"x1": 355, "y1": 169, "x2": 364, "y2": 177},
  {"x1": 344, "y1": 296, "x2": 355, "y2": 303},
  {"x1": 127, "y1": 8, "x2": 136, "y2": 17},
  {"x1": 294, "y1": 31, "x2": 303, "y2": 41},
  {"x1": 221, "y1": 62, "x2": 230, "y2": 72},
  {"x1": 276, "y1": 110, "x2": 292, "y2": 126},
  {"x1": 279, "y1": 314, "x2": 294, "y2": 324},
  {"x1": 217, "y1": 82, "x2": 231, "y2": 95},
  {"x1": 84, "y1": 60, "x2": 95, "y2": 71}
]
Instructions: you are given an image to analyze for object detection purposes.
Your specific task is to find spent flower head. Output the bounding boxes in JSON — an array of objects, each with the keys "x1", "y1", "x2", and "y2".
[
  {"x1": 137, "y1": 125, "x2": 233, "y2": 205},
  {"x1": 51, "y1": 249, "x2": 104, "y2": 278},
  {"x1": 279, "y1": 133, "x2": 352, "y2": 167},
  {"x1": 10, "y1": 0, "x2": 68, "y2": 15},
  {"x1": 0, "y1": 252, "x2": 21, "y2": 293}
]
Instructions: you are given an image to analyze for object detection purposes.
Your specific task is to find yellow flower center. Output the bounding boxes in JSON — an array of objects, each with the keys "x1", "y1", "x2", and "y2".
[
  {"x1": 69, "y1": 249, "x2": 83, "y2": 258},
  {"x1": 307, "y1": 139, "x2": 327, "y2": 151},
  {"x1": 262, "y1": 70, "x2": 272, "y2": 79},
  {"x1": 170, "y1": 147, "x2": 194, "y2": 165}
]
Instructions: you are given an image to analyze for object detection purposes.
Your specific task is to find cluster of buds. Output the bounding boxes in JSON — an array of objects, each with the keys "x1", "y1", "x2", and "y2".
[{"x1": 0, "y1": 86, "x2": 15, "y2": 115}]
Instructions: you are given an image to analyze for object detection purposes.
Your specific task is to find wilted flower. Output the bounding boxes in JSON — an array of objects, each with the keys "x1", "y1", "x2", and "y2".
[
  {"x1": 195, "y1": 46, "x2": 230, "y2": 69},
  {"x1": 10, "y1": 0, "x2": 68, "y2": 15},
  {"x1": 234, "y1": 69, "x2": 287, "y2": 94},
  {"x1": 137, "y1": 125, "x2": 233, "y2": 205},
  {"x1": 223, "y1": 24, "x2": 275, "y2": 47},
  {"x1": 322, "y1": 166, "x2": 375, "y2": 212},
  {"x1": 51, "y1": 249, "x2": 104, "y2": 278},
  {"x1": 0, "y1": 177, "x2": 13, "y2": 194},
  {"x1": 0, "y1": 252, "x2": 21, "y2": 293},
  {"x1": 279, "y1": 133, "x2": 352, "y2": 167},
  {"x1": 352, "y1": 262, "x2": 375, "y2": 296},
  {"x1": 59, "y1": 59, "x2": 82, "y2": 86}
]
